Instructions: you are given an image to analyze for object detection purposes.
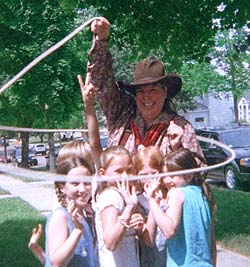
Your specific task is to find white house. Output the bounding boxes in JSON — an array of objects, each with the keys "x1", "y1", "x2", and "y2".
[
  {"x1": 238, "y1": 91, "x2": 250, "y2": 123},
  {"x1": 179, "y1": 91, "x2": 235, "y2": 129}
]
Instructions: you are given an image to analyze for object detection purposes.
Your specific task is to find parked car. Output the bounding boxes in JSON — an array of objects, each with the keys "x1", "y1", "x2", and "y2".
[
  {"x1": 30, "y1": 143, "x2": 46, "y2": 155},
  {"x1": 74, "y1": 136, "x2": 108, "y2": 149},
  {"x1": 196, "y1": 127, "x2": 250, "y2": 189},
  {"x1": 12, "y1": 147, "x2": 38, "y2": 167},
  {"x1": 6, "y1": 139, "x2": 20, "y2": 147},
  {"x1": 45, "y1": 136, "x2": 108, "y2": 170},
  {"x1": 100, "y1": 136, "x2": 108, "y2": 149},
  {"x1": 0, "y1": 151, "x2": 12, "y2": 163},
  {"x1": 0, "y1": 138, "x2": 4, "y2": 146}
]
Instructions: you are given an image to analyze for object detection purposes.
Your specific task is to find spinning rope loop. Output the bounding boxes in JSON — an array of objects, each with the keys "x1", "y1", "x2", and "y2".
[
  {"x1": 0, "y1": 134, "x2": 235, "y2": 183},
  {"x1": 0, "y1": 16, "x2": 101, "y2": 95},
  {"x1": 0, "y1": 17, "x2": 235, "y2": 182}
]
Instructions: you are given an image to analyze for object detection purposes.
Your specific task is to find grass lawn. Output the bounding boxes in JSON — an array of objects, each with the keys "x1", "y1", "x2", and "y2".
[
  {"x1": 213, "y1": 187, "x2": 250, "y2": 256},
  {"x1": 0, "y1": 197, "x2": 46, "y2": 267},
  {"x1": 0, "y1": 187, "x2": 249, "y2": 266}
]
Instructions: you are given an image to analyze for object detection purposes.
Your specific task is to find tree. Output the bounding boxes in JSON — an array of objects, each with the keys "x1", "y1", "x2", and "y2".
[
  {"x1": 0, "y1": 1, "x2": 88, "y2": 166},
  {"x1": 179, "y1": 61, "x2": 225, "y2": 95},
  {"x1": 172, "y1": 60, "x2": 225, "y2": 112},
  {"x1": 211, "y1": 27, "x2": 250, "y2": 122},
  {"x1": 59, "y1": 0, "x2": 250, "y2": 67}
]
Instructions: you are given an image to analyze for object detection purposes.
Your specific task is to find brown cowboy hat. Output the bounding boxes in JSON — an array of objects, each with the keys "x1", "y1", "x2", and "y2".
[{"x1": 117, "y1": 58, "x2": 182, "y2": 98}]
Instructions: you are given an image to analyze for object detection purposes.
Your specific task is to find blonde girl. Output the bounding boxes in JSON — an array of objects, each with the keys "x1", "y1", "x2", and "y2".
[{"x1": 94, "y1": 146, "x2": 146, "y2": 267}]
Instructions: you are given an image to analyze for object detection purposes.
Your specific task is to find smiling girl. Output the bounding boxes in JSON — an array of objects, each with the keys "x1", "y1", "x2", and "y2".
[{"x1": 45, "y1": 140, "x2": 96, "y2": 267}]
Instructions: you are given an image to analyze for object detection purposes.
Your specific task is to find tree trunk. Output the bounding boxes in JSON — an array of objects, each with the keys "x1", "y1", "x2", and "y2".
[
  {"x1": 39, "y1": 133, "x2": 44, "y2": 143},
  {"x1": 3, "y1": 135, "x2": 7, "y2": 164},
  {"x1": 48, "y1": 132, "x2": 55, "y2": 173},
  {"x1": 20, "y1": 132, "x2": 29, "y2": 168},
  {"x1": 233, "y1": 94, "x2": 239, "y2": 124}
]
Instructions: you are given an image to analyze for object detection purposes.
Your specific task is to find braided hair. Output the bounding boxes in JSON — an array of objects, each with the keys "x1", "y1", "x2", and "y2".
[{"x1": 55, "y1": 140, "x2": 94, "y2": 207}]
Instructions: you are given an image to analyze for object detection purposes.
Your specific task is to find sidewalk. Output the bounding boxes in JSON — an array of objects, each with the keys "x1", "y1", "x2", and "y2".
[
  {"x1": 0, "y1": 173, "x2": 54, "y2": 216},
  {"x1": 0, "y1": 173, "x2": 250, "y2": 267}
]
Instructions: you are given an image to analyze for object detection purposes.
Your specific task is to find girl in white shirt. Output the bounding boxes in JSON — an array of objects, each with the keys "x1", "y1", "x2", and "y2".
[{"x1": 94, "y1": 146, "x2": 147, "y2": 267}]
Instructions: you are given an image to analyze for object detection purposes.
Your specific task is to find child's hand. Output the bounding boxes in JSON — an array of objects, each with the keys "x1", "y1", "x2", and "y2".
[
  {"x1": 78, "y1": 74, "x2": 95, "y2": 108},
  {"x1": 144, "y1": 178, "x2": 161, "y2": 200},
  {"x1": 116, "y1": 180, "x2": 138, "y2": 209},
  {"x1": 28, "y1": 224, "x2": 46, "y2": 265},
  {"x1": 154, "y1": 188, "x2": 164, "y2": 203},
  {"x1": 28, "y1": 224, "x2": 43, "y2": 249},
  {"x1": 129, "y1": 213, "x2": 145, "y2": 233},
  {"x1": 68, "y1": 200, "x2": 84, "y2": 231},
  {"x1": 84, "y1": 202, "x2": 94, "y2": 219}
]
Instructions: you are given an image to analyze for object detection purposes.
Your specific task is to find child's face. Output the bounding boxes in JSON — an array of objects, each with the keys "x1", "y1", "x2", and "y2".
[
  {"x1": 138, "y1": 164, "x2": 160, "y2": 186},
  {"x1": 63, "y1": 166, "x2": 92, "y2": 208},
  {"x1": 101, "y1": 154, "x2": 135, "y2": 178},
  {"x1": 162, "y1": 166, "x2": 187, "y2": 190}
]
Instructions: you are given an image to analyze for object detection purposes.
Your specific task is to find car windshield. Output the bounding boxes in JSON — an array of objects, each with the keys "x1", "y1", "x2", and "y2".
[{"x1": 220, "y1": 128, "x2": 250, "y2": 148}]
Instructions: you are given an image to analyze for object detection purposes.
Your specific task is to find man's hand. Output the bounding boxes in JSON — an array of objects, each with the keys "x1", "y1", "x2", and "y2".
[
  {"x1": 90, "y1": 17, "x2": 110, "y2": 41},
  {"x1": 167, "y1": 121, "x2": 184, "y2": 151}
]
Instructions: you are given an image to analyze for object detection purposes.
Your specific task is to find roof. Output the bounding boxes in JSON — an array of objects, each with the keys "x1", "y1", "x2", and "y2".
[{"x1": 242, "y1": 91, "x2": 250, "y2": 101}]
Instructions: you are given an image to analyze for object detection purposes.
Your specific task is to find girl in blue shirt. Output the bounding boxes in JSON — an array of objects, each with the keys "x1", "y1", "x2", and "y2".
[
  {"x1": 45, "y1": 140, "x2": 96, "y2": 267},
  {"x1": 145, "y1": 148, "x2": 216, "y2": 267}
]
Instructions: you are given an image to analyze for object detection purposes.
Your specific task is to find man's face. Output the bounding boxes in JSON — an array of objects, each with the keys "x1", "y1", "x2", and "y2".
[{"x1": 135, "y1": 83, "x2": 167, "y2": 124}]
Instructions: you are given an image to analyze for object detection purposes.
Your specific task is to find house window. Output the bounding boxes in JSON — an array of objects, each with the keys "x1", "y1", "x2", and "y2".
[
  {"x1": 238, "y1": 97, "x2": 249, "y2": 122},
  {"x1": 195, "y1": 117, "x2": 204, "y2": 122}
]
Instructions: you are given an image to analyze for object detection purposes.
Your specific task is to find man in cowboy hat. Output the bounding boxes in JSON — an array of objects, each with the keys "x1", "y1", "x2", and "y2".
[{"x1": 86, "y1": 17, "x2": 205, "y2": 165}]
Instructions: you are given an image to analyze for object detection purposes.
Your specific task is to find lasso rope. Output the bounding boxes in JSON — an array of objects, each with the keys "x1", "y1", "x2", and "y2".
[
  {"x1": 0, "y1": 125, "x2": 107, "y2": 134},
  {"x1": 0, "y1": 17, "x2": 101, "y2": 95}
]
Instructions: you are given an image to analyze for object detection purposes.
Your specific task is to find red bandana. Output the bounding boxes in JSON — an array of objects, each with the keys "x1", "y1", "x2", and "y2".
[{"x1": 130, "y1": 118, "x2": 167, "y2": 147}]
